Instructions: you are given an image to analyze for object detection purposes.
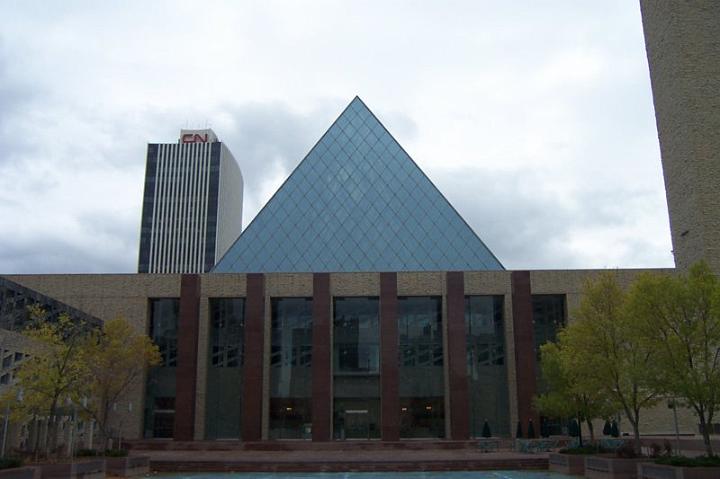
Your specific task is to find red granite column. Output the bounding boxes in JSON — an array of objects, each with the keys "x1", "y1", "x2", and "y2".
[
  {"x1": 174, "y1": 274, "x2": 201, "y2": 441},
  {"x1": 380, "y1": 272, "x2": 399, "y2": 441},
  {"x1": 446, "y1": 271, "x2": 470, "y2": 440},
  {"x1": 312, "y1": 273, "x2": 331, "y2": 441},
  {"x1": 242, "y1": 273, "x2": 265, "y2": 441},
  {"x1": 511, "y1": 271, "x2": 539, "y2": 436}
]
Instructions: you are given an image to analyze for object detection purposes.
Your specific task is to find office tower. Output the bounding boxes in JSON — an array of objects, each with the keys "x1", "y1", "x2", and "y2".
[
  {"x1": 641, "y1": 1, "x2": 720, "y2": 272},
  {"x1": 138, "y1": 129, "x2": 243, "y2": 273}
]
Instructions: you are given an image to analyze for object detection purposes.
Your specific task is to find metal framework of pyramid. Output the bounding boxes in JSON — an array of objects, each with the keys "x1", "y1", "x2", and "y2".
[{"x1": 213, "y1": 97, "x2": 503, "y2": 273}]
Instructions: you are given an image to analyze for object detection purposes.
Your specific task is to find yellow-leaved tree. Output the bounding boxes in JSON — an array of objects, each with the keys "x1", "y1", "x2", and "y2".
[
  {"x1": 1, "y1": 305, "x2": 88, "y2": 459},
  {"x1": 534, "y1": 338, "x2": 617, "y2": 444},
  {"x1": 627, "y1": 262, "x2": 720, "y2": 457},
  {"x1": 564, "y1": 272, "x2": 659, "y2": 454},
  {"x1": 79, "y1": 317, "x2": 160, "y2": 450}
]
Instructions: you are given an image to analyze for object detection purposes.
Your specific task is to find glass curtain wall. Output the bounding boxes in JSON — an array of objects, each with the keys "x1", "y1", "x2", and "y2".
[
  {"x1": 205, "y1": 298, "x2": 244, "y2": 439},
  {"x1": 398, "y1": 296, "x2": 444, "y2": 438},
  {"x1": 269, "y1": 298, "x2": 313, "y2": 439},
  {"x1": 465, "y1": 296, "x2": 509, "y2": 437},
  {"x1": 532, "y1": 294, "x2": 567, "y2": 436},
  {"x1": 333, "y1": 297, "x2": 380, "y2": 440},
  {"x1": 144, "y1": 299, "x2": 179, "y2": 438}
]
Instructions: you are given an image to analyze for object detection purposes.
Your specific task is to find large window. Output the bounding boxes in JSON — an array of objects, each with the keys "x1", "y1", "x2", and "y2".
[
  {"x1": 532, "y1": 295, "x2": 566, "y2": 361},
  {"x1": 465, "y1": 295, "x2": 509, "y2": 437},
  {"x1": 144, "y1": 299, "x2": 178, "y2": 439},
  {"x1": 333, "y1": 297, "x2": 380, "y2": 440},
  {"x1": 269, "y1": 298, "x2": 313, "y2": 439},
  {"x1": 205, "y1": 298, "x2": 244, "y2": 439},
  {"x1": 532, "y1": 294, "x2": 567, "y2": 436},
  {"x1": 398, "y1": 296, "x2": 444, "y2": 439}
]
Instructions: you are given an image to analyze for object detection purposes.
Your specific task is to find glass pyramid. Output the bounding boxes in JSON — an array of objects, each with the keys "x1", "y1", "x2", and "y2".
[{"x1": 213, "y1": 97, "x2": 503, "y2": 273}]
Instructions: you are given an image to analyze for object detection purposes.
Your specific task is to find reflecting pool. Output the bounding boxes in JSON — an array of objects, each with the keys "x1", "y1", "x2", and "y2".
[{"x1": 157, "y1": 472, "x2": 573, "y2": 479}]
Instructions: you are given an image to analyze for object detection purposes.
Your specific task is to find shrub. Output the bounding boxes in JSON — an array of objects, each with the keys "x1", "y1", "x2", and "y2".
[
  {"x1": 649, "y1": 443, "x2": 662, "y2": 457},
  {"x1": 559, "y1": 445, "x2": 605, "y2": 455},
  {"x1": 654, "y1": 455, "x2": 720, "y2": 468},
  {"x1": 616, "y1": 442, "x2": 637, "y2": 458},
  {"x1": 76, "y1": 449, "x2": 100, "y2": 457},
  {"x1": 0, "y1": 458, "x2": 23, "y2": 469},
  {"x1": 104, "y1": 449, "x2": 128, "y2": 457}
]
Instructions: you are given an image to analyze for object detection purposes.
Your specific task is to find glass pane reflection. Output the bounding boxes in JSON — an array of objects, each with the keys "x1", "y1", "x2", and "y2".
[
  {"x1": 465, "y1": 295, "x2": 509, "y2": 437},
  {"x1": 333, "y1": 297, "x2": 381, "y2": 439},
  {"x1": 398, "y1": 296, "x2": 444, "y2": 438},
  {"x1": 269, "y1": 298, "x2": 313, "y2": 439}
]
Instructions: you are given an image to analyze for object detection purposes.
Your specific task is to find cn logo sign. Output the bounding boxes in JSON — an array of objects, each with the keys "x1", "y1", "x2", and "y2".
[{"x1": 182, "y1": 133, "x2": 208, "y2": 144}]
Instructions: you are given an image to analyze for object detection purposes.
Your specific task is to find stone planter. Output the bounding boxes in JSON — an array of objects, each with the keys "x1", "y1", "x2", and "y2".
[
  {"x1": 549, "y1": 452, "x2": 588, "y2": 475},
  {"x1": 0, "y1": 467, "x2": 40, "y2": 479},
  {"x1": 105, "y1": 456, "x2": 148, "y2": 477},
  {"x1": 637, "y1": 462, "x2": 720, "y2": 479},
  {"x1": 39, "y1": 459, "x2": 105, "y2": 479},
  {"x1": 584, "y1": 455, "x2": 649, "y2": 479}
]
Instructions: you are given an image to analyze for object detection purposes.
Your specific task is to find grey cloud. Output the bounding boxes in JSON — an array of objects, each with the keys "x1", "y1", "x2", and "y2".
[
  {"x1": 0, "y1": 42, "x2": 40, "y2": 167},
  {"x1": 431, "y1": 166, "x2": 672, "y2": 270},
  {"x1": 0, "y1": 236, "x2": 131, "y2": 274}
]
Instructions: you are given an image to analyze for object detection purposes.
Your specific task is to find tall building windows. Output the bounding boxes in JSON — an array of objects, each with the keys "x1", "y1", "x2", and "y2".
[
  {"x1": 532, "y1": 295, "x2": 566, "y2": 361},
  {"x1": 269, "y1": 298, "x2": 313, "y2": 439},
  {"x1": 205, "y1": 298, "x2": 244, "y2": 439},
  {"x1": 465, "y1": 295, "x2": 509, "y2": 437},
  {"x1": 398, "y1": 296, "x2": 444, "y2": 438},
  {"x1": 333, "y1": 297, "x2": 380, "y2": 440},
  {"x1": 532, "y1": 294, "x2": 567, "y2": 436},
  {"x1": 144, "y1": 299, "x2": 179, "y2": 439}
]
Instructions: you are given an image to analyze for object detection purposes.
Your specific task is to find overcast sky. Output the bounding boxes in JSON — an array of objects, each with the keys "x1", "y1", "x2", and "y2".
[{"x1": 0, "y1": 1, "x2": 673, "y2": 273}]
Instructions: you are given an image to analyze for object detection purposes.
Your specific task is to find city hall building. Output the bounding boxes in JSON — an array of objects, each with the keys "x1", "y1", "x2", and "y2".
[{"x1": 0, "y1": 2, "x2": 718, "y2": 446}]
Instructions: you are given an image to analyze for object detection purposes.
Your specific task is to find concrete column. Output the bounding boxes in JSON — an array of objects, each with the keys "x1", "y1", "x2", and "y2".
[
  {"x1": 511, "y1": 271, "x2": 538, "y2": 436},
  {"x1": 446, "y1": 272, "x2": 469, "y2": 440},
  {"x1": 174, "y1": 274, "x2": 201, "y2": 441},
  {"x1": 242, "y1": 273, "x2": 265, "y2": 441},
  {"x1": 380, "y1": 272, "x2": 399, "y2": 441},
  {"x1": 311, "y1": 273, "x2": 332, "y2": 441}
]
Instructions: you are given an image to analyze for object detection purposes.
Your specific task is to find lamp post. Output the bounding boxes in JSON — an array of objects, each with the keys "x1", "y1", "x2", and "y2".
[{"x1": 667, "y1": 398, "x2": 681, "y2": 455}]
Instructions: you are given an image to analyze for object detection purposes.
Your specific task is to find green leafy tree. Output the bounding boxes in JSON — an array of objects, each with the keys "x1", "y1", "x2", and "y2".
[
  {"x1": 0, "y1": 306, "x2": 88, "y2": 458},
  {"x1": 627, "y1": 262, "x2": 720, "y2": 456},
  {"x1": 79, "y1": 318, "x2": 161, "y2": 450},
  {"x1": 534, "y1": 339, "x2": 616, "y2": 443},
  {"x1": 565, "y1": 272, "x2": 659, "y2": 453}
]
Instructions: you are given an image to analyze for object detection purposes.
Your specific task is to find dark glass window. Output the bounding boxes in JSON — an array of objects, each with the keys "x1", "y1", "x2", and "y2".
[
  {"x1": 269, "y1": 298, "x2": 313, "y2": 439},
  {"x1": 532, "y1": 295, "x2": 566, "y2": 361},
  {"x1": 205, "y1": 298, "x2": 244, "y2": 439},
  {"x1": 144, "y1": 299, "x2": 179, "y2": 439},
  {"x1": 466, "y1": 295, "x2": 510, "y2": 437},
  {"x1": 532, "y1": 294, "x2": 567, "y2": 436},
  {"x1": 333, "y1": 297, "x2": 380, "y2": 440},
  {"x1": 398, "y1": 296, "x2": 444, "y2": 439}
]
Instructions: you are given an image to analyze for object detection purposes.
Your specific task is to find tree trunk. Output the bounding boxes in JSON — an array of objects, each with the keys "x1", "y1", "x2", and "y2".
[
  {"x1": 587, "y1": 419, "x2": 595, "y2": 442},
  {"x1": 42, "y1": 416, "x2": 50, "y2": 459},
  {"x1": 578, "y1": 418, "x2": 584, "y2": 447},
  {"x1": 32, "y1": 416, "x2": 40, "y2": 461},
  {"x1": 698, "y1": 413, "x2": 714, "y2": 456},
  {"x1": 632, "y1": 421, "x2": 642, "y2": 454}
]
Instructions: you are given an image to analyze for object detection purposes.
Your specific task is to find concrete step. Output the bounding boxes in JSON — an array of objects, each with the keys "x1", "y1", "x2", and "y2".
[
  {"x1": 149, "y1": 457, "x2": 548, "y2": 473},
  {"x1": 127, "y1": 439, "x2": 515, "y2": 451}
]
